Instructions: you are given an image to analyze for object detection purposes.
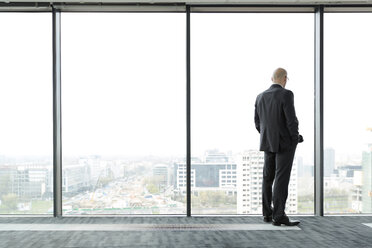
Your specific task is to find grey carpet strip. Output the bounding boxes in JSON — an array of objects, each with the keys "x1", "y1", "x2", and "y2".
[{"x1": 0, "y1": 224, "x2": 301, "y2": 231}]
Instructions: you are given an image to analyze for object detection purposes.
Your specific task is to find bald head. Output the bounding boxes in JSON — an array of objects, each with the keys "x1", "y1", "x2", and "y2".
[{"x1": 271, "y1": 68, "x2": 288, "y2": 87}]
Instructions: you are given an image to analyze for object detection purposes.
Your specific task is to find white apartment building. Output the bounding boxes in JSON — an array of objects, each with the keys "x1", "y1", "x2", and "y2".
[
  {"x1": 237, "y1": 150, "x2": 297, "y2": 214},
  {"x1": 175, "y1": 164, "x2": 194, "y2": 194}
]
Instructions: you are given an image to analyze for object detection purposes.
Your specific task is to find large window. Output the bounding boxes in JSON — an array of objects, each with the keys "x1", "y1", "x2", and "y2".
[
  {"x1": 3, "y1": 7, "x2": 372, "y2": 217},
  {"x1": 324, "y1": 13, "x2": 372, "y2": 214},
  {"x1": 191, "y1": 13, "x2": 314, "y2": 214},
  {"x1": 0, "y1": 13, "x2": 52, "y2": 214},
  {"x1": 61, "y1": 13, "x2": 186, "y2": 215}
]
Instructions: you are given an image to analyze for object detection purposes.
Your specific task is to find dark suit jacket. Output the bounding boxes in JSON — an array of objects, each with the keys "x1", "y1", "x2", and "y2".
[{"x1": 255, "y1": 84, "x2": 299, "y2": 153}]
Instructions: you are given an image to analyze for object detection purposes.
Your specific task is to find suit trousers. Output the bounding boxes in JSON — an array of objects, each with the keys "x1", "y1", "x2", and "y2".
[{"x1": 262, "y1": 144, "x2": 297, "y2": 220}]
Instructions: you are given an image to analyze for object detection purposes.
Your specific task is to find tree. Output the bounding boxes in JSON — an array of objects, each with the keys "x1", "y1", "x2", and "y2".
[
  {"x1": 146, "y1": 184, "x2": 160, "y2": 194},
  {"x1": 191, "y1": 191, "x2": 236, "y2": 208},
  {"x1": 2, "y1": 193, "x2": 18, "y2": 211}
]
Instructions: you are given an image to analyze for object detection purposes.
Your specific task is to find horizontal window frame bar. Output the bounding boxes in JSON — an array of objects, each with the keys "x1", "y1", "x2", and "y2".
[
  {"x1": 190, "y1": 6, "x2": 315, "y2": 13},
  {"x1": 0, "y1": 3, "x2": 186, "y2": 12},
  {"x1": 324, "y1": 7, "x2": 372, "y2": 12},
  {"x1": 189, "y1": 4, "x2": 372, "y2": 13},
  {"x1": 1, "y1": 3, "x2": 372, "y2": 13},
  {"x1": 54, "y1": 4, "x2": 186, "y2": 13},
  {"x1": 0, "y1": 2, "x2": 51, "y2": 12}
]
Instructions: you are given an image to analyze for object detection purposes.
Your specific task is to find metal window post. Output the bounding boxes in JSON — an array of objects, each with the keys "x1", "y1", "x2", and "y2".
[
  {"x1": 186, "y1": 5, "x2": 191, "y2": 217},
  {"x1": 314, "y1": 6, "x2": 324, "y2": 216},
  {"x1": 53, "y1": 8, "x2": 62, "y2": 218}
]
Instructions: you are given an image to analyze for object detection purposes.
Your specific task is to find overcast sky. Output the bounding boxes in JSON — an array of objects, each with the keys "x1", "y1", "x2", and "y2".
[{"x1": 0, "y1": 13, "x2": 371, "y2": 165}]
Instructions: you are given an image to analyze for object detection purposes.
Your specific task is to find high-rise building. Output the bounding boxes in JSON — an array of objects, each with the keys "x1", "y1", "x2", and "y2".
[
  {"x1": 174, "y1": 150, "x2": 237, "y2": 195},
  {"x1": 351, "y1": 170, "x2": 363, "y2": 213},
  {"x1": 324, "y1": 148, "x2": 335, "y2": 177},
  {"x1": 362, "y1": 144, "x2": 372, "y2": 212},
  {"x1": 297, "y1": 156, "x2": 314, "y2": 178},
  {"x1": 237, "y1": 150, "x2": 297, "y2": 214},
  {"x1": 62, "y1": 164, "x2": 91, "y2": 194},
  {"x1": 78, "y1": 156, "x2": 102, "y2": 186},
  {"x1": 153, "y1": 164, "x2": 169, "y2": 187},
  {"x1": 0, "y1": 164, "x2": 50, "y2": 200},
  {"x1": 297, "y1": 156, "x2": 304, "y2": 177}
]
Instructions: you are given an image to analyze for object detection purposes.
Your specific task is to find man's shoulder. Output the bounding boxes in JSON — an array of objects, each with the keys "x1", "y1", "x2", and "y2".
[
  {"x1": 274, "y1": 86, "x2": 293, "y2": 96},
  {"x1": 282, "y1": 88, "x2": 294, "y2": 97},
  {"x1": 256, "y1": 91, "x2": 264, "y2": 101}
]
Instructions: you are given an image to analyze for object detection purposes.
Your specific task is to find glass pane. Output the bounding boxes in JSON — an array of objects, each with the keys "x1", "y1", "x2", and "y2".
[
  {"x1": 324, "y1": 13, "x2": 372, "y2": 214},
  {"x1": 191, "y1": 13, "x2": 314, "y2": 215},
  {"x1": 0, "y1": 13, "x2": 53, "y2": 214},
  {"x1": 62, "y1": 13, "x2": 186, "y2": 215}
]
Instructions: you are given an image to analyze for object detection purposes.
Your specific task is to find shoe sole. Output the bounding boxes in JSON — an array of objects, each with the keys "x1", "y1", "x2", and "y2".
[{"x1": 272, "y1": 222, "x2": 300, "y2": 226}]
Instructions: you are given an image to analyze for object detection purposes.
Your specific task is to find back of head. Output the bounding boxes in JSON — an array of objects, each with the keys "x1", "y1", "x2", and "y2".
[
  {"x1": 272, "y1": 68, "x2": 287, "y2": 83},
  {"x1": 271, "y1": 68, "x2": 288, "y2": 88}
]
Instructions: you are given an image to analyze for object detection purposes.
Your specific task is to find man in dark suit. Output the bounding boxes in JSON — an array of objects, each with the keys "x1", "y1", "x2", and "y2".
[{"x1": 254, "y1": 68, "x2": 303, "y2": 226}]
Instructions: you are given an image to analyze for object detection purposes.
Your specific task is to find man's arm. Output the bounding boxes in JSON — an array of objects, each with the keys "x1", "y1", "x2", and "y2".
[
  {"x1": 283, "y1": 90, "x2": 299, "y2": 140},
  {"x1": 254, "y1": 98, "x2": 260, "y2": 133}
]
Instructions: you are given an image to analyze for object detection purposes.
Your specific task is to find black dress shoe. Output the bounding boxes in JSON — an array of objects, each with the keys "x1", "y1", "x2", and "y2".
[
  {"x1": 263, "y1": 216, "x2": 272, "y2": 223},
  {"x1": 272, "y1": 215, "x2": 300, "y2": 226}
]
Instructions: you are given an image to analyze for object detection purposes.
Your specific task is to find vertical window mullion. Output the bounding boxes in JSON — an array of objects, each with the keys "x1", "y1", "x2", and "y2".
[
  {"x1": 53, "y1": 8, "x2": 62, "y2": 218},
  {"x1": 186, "y1": 5, "x2": 191, "y2": 217},
  {"x1": 314, "y1": 6, "x2": 324, "y2": 217}
]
